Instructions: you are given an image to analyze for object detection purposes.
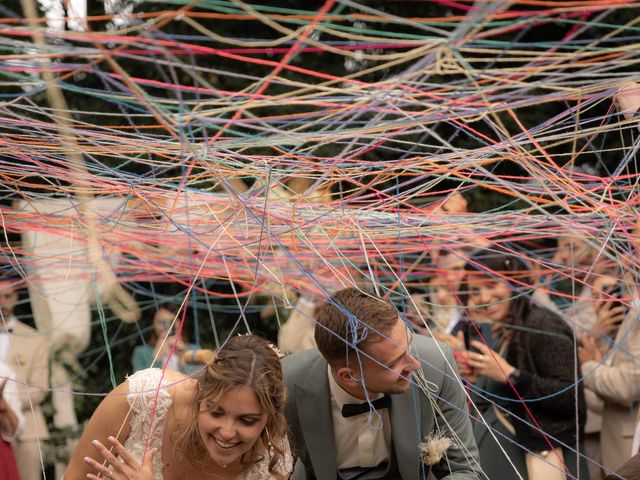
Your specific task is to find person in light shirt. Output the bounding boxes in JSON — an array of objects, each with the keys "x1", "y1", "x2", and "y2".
[{"x1": 0, "y1": 278, "x2": 49, "y2": 480}]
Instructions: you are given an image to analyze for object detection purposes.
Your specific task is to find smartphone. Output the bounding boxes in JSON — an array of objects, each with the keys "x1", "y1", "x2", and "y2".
[
  {"x1": 608, "y1": 283, "x2": 623, "y2": 300},
  {"x1": 605, "y1": 283, "x2": 628, "y2": 326},
  {"x1": 464, "y1": 322, "x2": 494, "y2": 353}
]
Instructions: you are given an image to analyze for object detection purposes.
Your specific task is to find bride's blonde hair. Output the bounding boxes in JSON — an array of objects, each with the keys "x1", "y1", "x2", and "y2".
[{"x1": 172, "y1": 335, "x2": 288, "y2": 479}]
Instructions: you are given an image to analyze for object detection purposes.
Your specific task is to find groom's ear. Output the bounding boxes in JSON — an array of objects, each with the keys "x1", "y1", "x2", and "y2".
[{"x1": 335, "y1": 366, "x2": 361, "y2": 387}]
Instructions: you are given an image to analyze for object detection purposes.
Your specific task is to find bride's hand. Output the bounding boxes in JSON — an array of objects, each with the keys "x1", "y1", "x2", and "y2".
[{"x1": 84, "y1": 436, "x2": 156, "y2": 480}]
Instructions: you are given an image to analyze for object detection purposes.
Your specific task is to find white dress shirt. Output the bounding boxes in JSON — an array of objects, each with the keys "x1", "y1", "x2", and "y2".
[
  {"x1": 328, "y1": 367, "x2": 391, "y2": 469},
  {"x1": 0, "y1": 316, "x2": 16, "y2": 362}
]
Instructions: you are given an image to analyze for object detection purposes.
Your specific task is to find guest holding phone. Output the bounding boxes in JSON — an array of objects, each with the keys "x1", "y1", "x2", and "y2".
[
  {"x1": 580, "y1": 269, "x2": 640, "y2": 475},
  {"x1": 455, "y1": 250, "x2": 587, "y2": 480},
  {"x1": 587, "y1": 277, "x2": 629, "y2": 343},
  {"x1": 132, "y1": 304, "x2": 200, "y2": 375}
]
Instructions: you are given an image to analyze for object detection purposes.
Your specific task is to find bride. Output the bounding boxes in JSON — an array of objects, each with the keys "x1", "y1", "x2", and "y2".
[{"x1": 65, "y1": 334, "x2": 292, "y2": 479}]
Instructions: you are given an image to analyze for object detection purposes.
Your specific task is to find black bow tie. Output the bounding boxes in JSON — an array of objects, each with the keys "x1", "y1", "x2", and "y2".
[{"x1": 341, "y1": 395, "x2": 391, "y2": 418}]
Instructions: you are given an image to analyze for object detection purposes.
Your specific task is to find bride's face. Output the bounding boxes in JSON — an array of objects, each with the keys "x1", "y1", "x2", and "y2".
[{"x1": 198, "y1": 386, "x2": 268, "y2": 468}]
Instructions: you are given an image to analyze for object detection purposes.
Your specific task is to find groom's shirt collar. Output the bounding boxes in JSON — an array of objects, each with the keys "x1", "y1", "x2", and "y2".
[{"x1": 327, "y1": 366, "x2": 391, "y2": 469}]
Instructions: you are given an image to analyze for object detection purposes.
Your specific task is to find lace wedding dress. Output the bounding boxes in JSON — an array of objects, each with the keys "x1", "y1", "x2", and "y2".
[{"x1": 124, "y1": 368, "x2": 293, "y2": 479}]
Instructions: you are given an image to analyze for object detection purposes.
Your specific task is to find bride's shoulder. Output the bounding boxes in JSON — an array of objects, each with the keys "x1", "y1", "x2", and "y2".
[
  {"x1": 241, "y1": 437, "x2": 294, "y2": 480},
  {"x1": 126, "y1": 368, "x2": 192, "y2": 404},
  {"x1": 168, "y1": 373, "x2": 198, "y2": 408},
  {"x1": 128, "y1": 367, "x2": 188, "y2": 386}
]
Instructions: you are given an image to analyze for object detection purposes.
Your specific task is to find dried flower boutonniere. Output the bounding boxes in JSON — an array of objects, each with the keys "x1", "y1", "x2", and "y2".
[{"x1": 421, "y1": 431, "x2": 455, "y2": 466}]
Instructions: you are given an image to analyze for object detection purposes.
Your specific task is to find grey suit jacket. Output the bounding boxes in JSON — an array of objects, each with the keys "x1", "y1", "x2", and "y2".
[{"x1": 282, "y1": 336, "x2": 481, "y2": 480}]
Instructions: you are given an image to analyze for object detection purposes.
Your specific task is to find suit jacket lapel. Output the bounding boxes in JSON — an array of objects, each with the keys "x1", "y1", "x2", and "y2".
[
  {"x1": 296, "y1": 357, "x2": 338, "y2": 480},
  {"x1": 391, "y1": 387, "x2": 422, "y2": 480}
]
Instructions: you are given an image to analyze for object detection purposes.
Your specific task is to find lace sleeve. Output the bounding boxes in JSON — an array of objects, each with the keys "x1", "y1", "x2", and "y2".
[{"x1": 123, "y1": 368, "x2": 174, "y2": 479}]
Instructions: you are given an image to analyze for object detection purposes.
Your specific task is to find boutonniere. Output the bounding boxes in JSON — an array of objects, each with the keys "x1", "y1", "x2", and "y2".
[{"x1": 421, "y1": 431, "x2": 455, "y2": 466}]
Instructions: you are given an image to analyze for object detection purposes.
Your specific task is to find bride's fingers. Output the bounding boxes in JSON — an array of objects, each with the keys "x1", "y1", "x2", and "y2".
[
  {"x1": 90, "y1": 440, "x2": 134, "y2": 476},
  {"x1": 83, "y1": 455, "x2": 116, "y2": 479},
  {"x1": 108, "y1": 436, "x2": 139, "y2": 466},
  {"x1": 142, "y1": 448, "x2": 158, "y2": 473}
]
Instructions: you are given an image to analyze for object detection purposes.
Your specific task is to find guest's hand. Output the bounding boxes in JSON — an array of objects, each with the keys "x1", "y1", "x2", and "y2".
[
  {"x1": 170, "y1": 335, "x2": 187, "y2": 354},
  {"x1": 434, "y1": 332, "x2": 458, "y2": 348},
  {"x1": 615, "y1": 81, "x2": 640, "y2": 130},
  {"x1": 181, "y1": 349, "x2": 215, "y2": 366},
  {"x1": 592, "y1": 296, "x2": 626, "y2": 339},
  {"x1": 155, "y1": 335, "x2": 186, "y2": 360},
  {"x1": 452, "y1": 331, "x2": 477, "y2": 383},
  {"x1": 466, "y1": 340, "x2": 516, "y2": 384},
  {"x1": 441, "y1": 193, "x2": 468, "y2": 214},
  {"x1": 84, "y1": 436, "x2": 156, "y2": 480},
  {"x1": 0, "y1": 379, "x2": 19, "y2": 437},
  {"x1": 579, "y1": 335, "x2": 603, "y2": 364}
]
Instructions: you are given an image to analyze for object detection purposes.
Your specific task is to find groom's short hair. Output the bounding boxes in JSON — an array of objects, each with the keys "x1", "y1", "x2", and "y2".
[{"x1": 314, "y1": 287, "x2": 398, "y2": 364}]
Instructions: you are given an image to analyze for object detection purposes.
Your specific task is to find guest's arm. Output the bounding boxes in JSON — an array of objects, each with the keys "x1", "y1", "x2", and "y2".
[
  {"x1": 615, "y1": 81, "x2": 640, "y2": 131},
  {"x1": 20, "y1": 334, "x2": 49, "y2": 409},
  {"x1": 0, "y1": 380, "x2": 21, "y2": 440},
  {"x1": 581, "y1": 334, "x2": 640, "y2": 407},
  {"x1": 511, "y1": 329, "x2": 581, "y2": 416}
]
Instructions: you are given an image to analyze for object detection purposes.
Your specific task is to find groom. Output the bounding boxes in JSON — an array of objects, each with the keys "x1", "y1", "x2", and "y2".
[{"x1": 282, "y1": 287, "x2": 481, "y2": 479}]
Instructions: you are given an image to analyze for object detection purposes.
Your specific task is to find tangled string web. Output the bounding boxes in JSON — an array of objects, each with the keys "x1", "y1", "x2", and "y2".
[{"x1": 0, "y1": 0, "x2": 639, "y2": 476}]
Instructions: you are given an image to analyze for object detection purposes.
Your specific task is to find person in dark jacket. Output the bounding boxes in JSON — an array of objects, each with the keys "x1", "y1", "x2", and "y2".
[{"x1": 455, "y1": 251, "x2": 588, "y2": 479}]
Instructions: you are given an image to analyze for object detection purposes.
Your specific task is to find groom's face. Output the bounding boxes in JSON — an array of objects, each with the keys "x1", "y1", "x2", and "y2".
[{"x1": 357, "y1": 318, "x2": 420, "y2": 396}]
